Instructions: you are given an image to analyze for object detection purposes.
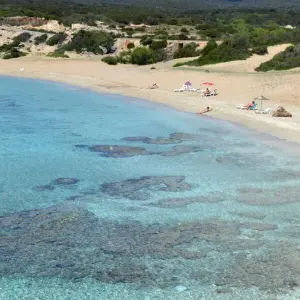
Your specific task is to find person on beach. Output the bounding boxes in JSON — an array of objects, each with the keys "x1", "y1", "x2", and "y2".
[
  {"x1": 197, "y1": 107, "x2": 212, "y2": 115},
  {"x1": 246, "y1": 100, "x2": 256, "y2": 109},
  {"x1": 205, "y1": 88, "x2": 210, "y2": 95},
  {"x1": 148, "y1": 83, "x2": 158, "y2": 89}
]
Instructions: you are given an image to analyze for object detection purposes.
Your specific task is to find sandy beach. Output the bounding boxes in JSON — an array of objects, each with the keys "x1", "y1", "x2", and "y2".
[{"x1": 1, "y1": 45, "x2": 300, "y2": 143}]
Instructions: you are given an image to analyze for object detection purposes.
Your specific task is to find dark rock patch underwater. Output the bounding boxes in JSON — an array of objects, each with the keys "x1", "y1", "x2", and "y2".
[{"x1": 0, "y1": 204, "x2": 291, "y2": 293}]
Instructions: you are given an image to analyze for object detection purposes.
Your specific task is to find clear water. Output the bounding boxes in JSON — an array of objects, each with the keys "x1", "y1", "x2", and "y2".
[{"x1": 1, "y1": 76, "x2": 300, "y2": 299}]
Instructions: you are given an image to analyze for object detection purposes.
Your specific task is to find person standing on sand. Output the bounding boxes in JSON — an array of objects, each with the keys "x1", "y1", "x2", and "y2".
[{"x1": 196, "y1": 107, "x2": 212, "y2": 115}]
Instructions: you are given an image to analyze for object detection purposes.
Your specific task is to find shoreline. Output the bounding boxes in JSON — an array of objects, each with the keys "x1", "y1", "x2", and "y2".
[{"x1": 1, "y1": 56, "x2": 300, "y2": 144}]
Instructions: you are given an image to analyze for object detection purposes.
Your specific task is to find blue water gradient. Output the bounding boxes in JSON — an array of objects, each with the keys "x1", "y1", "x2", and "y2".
[{"x1": 1, "y1": 76, "x2": 300, "y2": 299}]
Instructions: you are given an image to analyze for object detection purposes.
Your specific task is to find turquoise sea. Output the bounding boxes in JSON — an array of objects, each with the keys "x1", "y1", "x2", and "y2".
[{"x1": 1, "y1": 76, "x2": 300, "y2": 300}]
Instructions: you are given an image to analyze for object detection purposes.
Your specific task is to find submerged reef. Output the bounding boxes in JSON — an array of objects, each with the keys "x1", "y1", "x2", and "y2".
[
  {"x1": 0, "y1": 204, "x2": 289, "y2": 293},
  {"x1": 100, "y1": 176, "x2": 192, "y2": 200},
  {"x1": 122, "y1": 132, "x2": 201, "y2": 145}
]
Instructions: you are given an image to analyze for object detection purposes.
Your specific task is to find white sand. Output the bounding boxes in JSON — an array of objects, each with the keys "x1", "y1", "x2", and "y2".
[{"x1": 0, "y1": 50, "x2": 300, "y2": 143}]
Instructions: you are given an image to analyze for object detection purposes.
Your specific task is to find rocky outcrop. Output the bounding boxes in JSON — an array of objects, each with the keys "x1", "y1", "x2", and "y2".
[
  {"x1": 2, "y1": 17, "x2": 48, "y2": 27},
  {"x1": 272, "y1": 106, "x2": 292, "y2": 117}
]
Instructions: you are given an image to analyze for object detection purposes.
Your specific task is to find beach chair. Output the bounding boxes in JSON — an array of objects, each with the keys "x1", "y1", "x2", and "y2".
[
  {"x1": 255, "y1": 108, "x2": 272, "y2": 114},
  {"x1": 201, "y1": 89, "x2": 218, "y2": 97},
  {"x1": 174, "y1": 84, "x2": 187, "y2": 92},
  {"x1": 236, "y1": 102, "x2": 257, "y2": 110}
]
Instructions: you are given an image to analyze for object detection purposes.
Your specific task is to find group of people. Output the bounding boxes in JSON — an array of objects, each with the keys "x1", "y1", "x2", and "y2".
[{"x1": 146, "y1": 82, "x2": 213, "y2": 115}]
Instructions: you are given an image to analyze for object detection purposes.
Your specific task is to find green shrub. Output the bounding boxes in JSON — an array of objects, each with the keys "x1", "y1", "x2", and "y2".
[
  {"x1": 127, "y1": 42, "x2": 135, "y2": 49},
  {"x1": 62, "y1": 30, "x2": 115, "y2": 54},
  {"x1": 121, "y1": 27, "x2": 134, "y2": 33},
  {"x1": 251, "y1": 46, "x2": 268, "y2": 55},
  {"x1": 173, "y1": 62, "x2": 186, "y2": 67},
  {"x1": 149, "y1": 40, "x2": 167, "y2": 50},
  {"x1": 117, "y1": 50, "x2": 132, "y2": 64},
  {"x1": 255, "y1": 44, "x2": 300, "y2": 71},
  {"x1": 28, "y1": 29, "x2": 56, "y2": 34},
  {"x1": 152, "y1": 48, "x2": 167, "y2": 62},
  {"x1": 47, "y1": 51, "x2": 69, "y2": 58},
  {"x1": 140, "y1": 35, "x2": 153, "y2": 46},
  {"x1": 201, "y1": 40, "x2": 218, "y2": 56},
  {"x1": 131, "y1": 47, "x2": 153, "y2": 65},
  {"x1": 181, "y1": 38, "x2": 251, "y2": 67},
  {"x1": 181, "y1": 27, "x2": 189, "y2": 33},
  {"x1": 46, "y1": 33, "x2": 67, "y2": 46},
  {"x1": 195, "y1": 24, "x2": 211, "y2": 30},
  {"x1": 102, "y1": 56, "x2": 118, "y2": 65},
  {"x1": 198, "y1": 28, "x2": 219, "y2": 38},
  {"x1": 173, "y1": 42, "x2": 200, "y2": 59},
  {"x1": 34, "y1": 34, "x2": 48, "y2": 45},
  {"x1": 0, "y1": 40, "x2": 20, "y2": 52},
  {"x1": 134, "y1": 27, "x2": 146, "y2": 32},
  {"x1": 154, "y1": 29, "x2": 168, "y2": 36},
  {"x1": 13, "y1": 32, "x2": 31, "y2": 43},
  {"x1": 3, "y1": 48, "x2": 26, "y2": 59},
  {"x1": 178, "y1": 34, "x2": 189, "y2": 40}
]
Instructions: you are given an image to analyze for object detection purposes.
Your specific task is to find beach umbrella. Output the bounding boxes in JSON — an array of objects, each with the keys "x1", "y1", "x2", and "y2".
[
  {"x1": 185, "y1": 81, "x2": 192, "y2": 86},
  {"x1": 255, "y1": 95, "x2": 269, "y2": 110},
  {"x1": 203, "y1": 82, "x2": 214, "y2": 86}
]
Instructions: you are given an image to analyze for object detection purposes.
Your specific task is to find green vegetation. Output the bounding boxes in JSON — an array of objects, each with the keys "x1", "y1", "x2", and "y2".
[
  {"x1": 173, "y1": 42, "x2": 200, "y2": 59},
  {"x1": 0, "y1": 40, "x2": 20, "y2": 52},
  {"x1": 61, "y1": 30, "x2": 115, "y2": 54},
  {"x1": 34, "y1": 34, "x2": 48, "y2": 45},
  {"x1": 251, "y1": 46, "x2": 268, "y2": 55},
  {"x1": 131, "y1": 47, "x2": 153, "y2": 65},
  {"x1": 175, "y1": 36, "x2": 251, "y2": 67},
  {"x1": 46, "y1": 33, "x2": 67, "y2": 46},
  {"x1": 102, "y1": 46, "x2": 167, "y2": 66},
  {"x1": 0, "y1": 1, "x2": 300, "y2": 69},
  {"x1": 102, "y1": 56, "x2": 118, "y2": 65},
  {"x1": 255, "y1": 44, "x2": 300, "y2": 71},
  {"x1": 47, "y1": 51, "x2": 69, "y2": 58},
  {"x1": 149, "y1": 40, "x2": 167, "y2": 50},
  {"x1": 3, "y1": 48, "x2": 26, "y2": 59},
  {"x1": 13, "y1": 32, "x2": 32, "y2": 43}
]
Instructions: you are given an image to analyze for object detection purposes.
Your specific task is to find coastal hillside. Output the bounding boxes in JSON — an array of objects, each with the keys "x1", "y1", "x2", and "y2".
[
  {"x1": 4, "y1": 0, "x2": 300, "y2": 9},
  {"x1": 0, "y1": 0, "x2": 299, "y2": 71}
]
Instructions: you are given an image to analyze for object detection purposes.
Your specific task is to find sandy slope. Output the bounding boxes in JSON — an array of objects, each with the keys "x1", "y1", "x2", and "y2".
[{"x1": 0, "y1": 49, "x2": 300, "y2": 143}]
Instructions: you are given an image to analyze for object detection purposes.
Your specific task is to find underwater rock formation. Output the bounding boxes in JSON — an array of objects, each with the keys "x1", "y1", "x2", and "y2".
[
  {"x1": 0, "y1": 204, "x2": 287, "y2": 292},
  {"x1": 122, "y1": 132, "x2": 200, "y2": 145},
  {"x1": 149, "y1": 195, "x2": 224, "y2": 208},
  {"x1": 100, "y1": 176, "x2": 192, "y2": 200},
  {"x1": 52, "y1": 178, "x2": 80, "y2": 185},
  {"x1": 88, "y1": 145, "x2": 152, "y2": 158}
]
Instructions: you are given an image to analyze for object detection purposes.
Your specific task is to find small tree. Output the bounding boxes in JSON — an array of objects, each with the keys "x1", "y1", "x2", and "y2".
[
  {"x1": 102, "y1": 56, "x2": 118, "y2": 65},
  {"x1": 13, "y1": 32, "x2": 31, "y2": 43},
  {"x1": 201, "y1": 40, "x2": 218, "y2": 56},
  {"x1": 34, "y1": 34, "x2": 48, "y2": 45},
  {"x1": 46, "y1": 33, "x2": 67, "y2": 46},
  {"x1": 131, "y1": 47, "x2": 153, "y2": 65},
  {"x1": 251, "y1": 46, "x2": 268, "y2": 55},
  {"x1": 149, "y1": 40, "x2": 167, "y2": 50}
]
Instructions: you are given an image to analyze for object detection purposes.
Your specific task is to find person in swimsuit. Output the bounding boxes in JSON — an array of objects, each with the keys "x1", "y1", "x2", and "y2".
[{"x1": 196, "y1": 106, "x2": 212, "y2": 115}]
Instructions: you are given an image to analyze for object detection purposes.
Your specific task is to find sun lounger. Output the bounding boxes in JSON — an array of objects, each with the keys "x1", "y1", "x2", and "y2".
[
  {"x1": 236, "y1": 103, "x2": 257, "y2": 110},
  {"x1": 255, "y1": 108, "x2": 272, "y2": 114},
  {"x1": 201, "y1": 89, "x2": 218, "y2": 97}
]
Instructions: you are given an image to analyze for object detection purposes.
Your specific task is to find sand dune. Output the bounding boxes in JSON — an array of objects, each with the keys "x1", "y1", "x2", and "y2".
[{"x1": 0, "y1": 53, "x2": 299, "y2": 143}]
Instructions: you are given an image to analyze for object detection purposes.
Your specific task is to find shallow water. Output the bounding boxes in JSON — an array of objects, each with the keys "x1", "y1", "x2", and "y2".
[{"x1": 1, "y1": 76, "x2": 300, "y2": 299}]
